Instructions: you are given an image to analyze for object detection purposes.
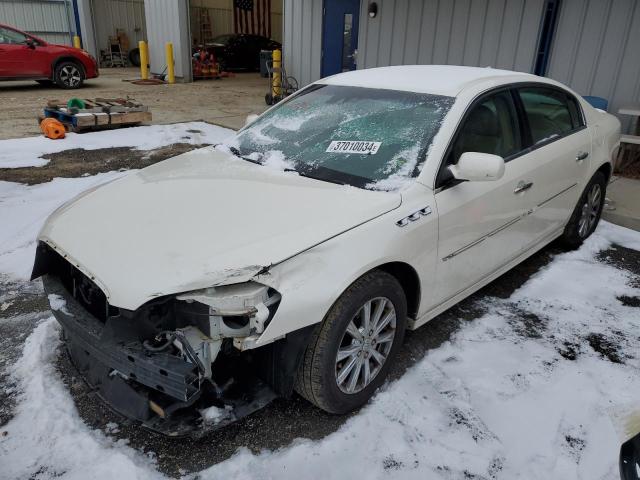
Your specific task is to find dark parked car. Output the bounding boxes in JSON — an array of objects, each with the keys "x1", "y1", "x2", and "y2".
[
  {"x1": 202, "y1": 33, "x2": 280, "y2": 71},
  {"x1": 0, "y1": 23, "x2": 98, "y2": 89}
]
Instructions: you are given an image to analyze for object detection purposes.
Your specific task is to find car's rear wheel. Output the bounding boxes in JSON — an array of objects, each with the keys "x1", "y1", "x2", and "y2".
[
  {"x1": 54, "y1": 61, "x2": 85, "y2": 89},
  {"x1": 561, "y1": 171, "x2": 607, "y2": 248},
  {"x1": 295, "y1": 270, "x2": 407, "y2": 414}
]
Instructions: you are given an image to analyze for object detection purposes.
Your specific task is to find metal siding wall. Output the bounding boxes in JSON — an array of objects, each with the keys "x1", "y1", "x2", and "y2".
[
  {"x1": 91, "y1": 0, "x2": 146, "y2": 54},
  {"x1": 390, "y1": 0, "x2": 409, "y2": 65},
  {"x1": 462, "y1": 0, "x2": 488, "y2": 66},
  {"x1": 358, "y1": 0, "x2": 545, "y2": 73},
  {"x1": 0, "y1": 0, "x2": 74, "y2": 44},
  {"x1": 378, "y1": 0, "x2": 396, "y2": 65},
  {"x1": 547, "y1": 0, "x2": 640, "y2": 132},
  {"x1": 143, "y1": 0, "x2": 191, "y2": 80},
  {"x1": 402, "y1": 0, "x2": 423, "y2": 64},
  {"x1": 415, "y1": 1, "x2": 438, "y2": 64},
  {"x1": 282, "y1": 0, "x2": 321, "y2": 87},
  {"x1": 36, "y1": 32, "x2": 70, "y2": 43}
]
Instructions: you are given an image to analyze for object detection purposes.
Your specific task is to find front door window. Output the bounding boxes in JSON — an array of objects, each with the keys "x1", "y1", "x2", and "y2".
[
  {"x1": 0, "y1": 27, "x2": 29, "y2": 44},
  {"x1": 438, "y1": 91, "x2": 522, "y2": 188}
]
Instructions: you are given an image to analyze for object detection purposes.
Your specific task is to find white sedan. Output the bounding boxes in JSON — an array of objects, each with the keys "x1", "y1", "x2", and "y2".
[{"x1": 33, "y1": 65, "x2": 620, "y2": 433}]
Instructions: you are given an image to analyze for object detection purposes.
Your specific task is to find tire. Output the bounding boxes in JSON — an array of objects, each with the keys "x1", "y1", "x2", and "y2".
[
  {"x1": 54, "y1": 61, "x2": 85, "y2": 89},
  {"x1": 295, "y1": 270, "x2": 407, "y2": 414},
  {"x1": 129, "y1": 48, "x2": 141, "y2": 67},
  {"x1": 561, "y1": 171, "x2": 607, "y2": 249}
]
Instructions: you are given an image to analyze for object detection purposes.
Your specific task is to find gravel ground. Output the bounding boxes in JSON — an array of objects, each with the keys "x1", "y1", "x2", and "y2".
[
  {"x1": 0, "y1": 142, "x2": 208, "y2": 185},
  {"x1": 0, "y1": 68, "x2": 268, "y2": 140}
]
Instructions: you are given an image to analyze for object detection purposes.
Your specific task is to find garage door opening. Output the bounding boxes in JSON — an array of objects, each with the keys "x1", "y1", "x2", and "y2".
[
  {"x1": 188, "y1": 0, "x2": 282, "y2": 81},
  {"x1": 91, "y1": 0, "x2": 147, "y2": 69}
]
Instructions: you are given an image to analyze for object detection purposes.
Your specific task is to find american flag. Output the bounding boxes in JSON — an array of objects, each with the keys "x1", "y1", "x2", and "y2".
[{"x1": 234, "y1": 0, "x2": 271, "y2": 38}]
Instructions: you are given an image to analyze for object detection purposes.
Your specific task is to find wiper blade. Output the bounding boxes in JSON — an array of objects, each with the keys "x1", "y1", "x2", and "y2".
[
  {"x1": 228, "y1": 146, "x2": 263, "y2": 165},
  {"x1": 225, "y1": 149, "x2": 345, "y2": 186},
  {"x1": 289, "y1": 169, "x2": 346, "y2": 186}
]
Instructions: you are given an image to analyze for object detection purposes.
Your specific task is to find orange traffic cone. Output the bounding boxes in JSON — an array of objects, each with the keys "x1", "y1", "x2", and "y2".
[{"x1": 40, "y1": 118, "x2": 66, "y2": 139}]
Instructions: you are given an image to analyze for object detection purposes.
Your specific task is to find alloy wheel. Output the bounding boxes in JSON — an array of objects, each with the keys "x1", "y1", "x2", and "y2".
[
  {"x1": 578, "y1": 183, "x2": 601, "y2": 238},
  {"x1": 335, "y1": 297, "x2": 396, "y2": 394},
  {"x1": 60, "y1": 65, "x2": 82, "y2": 88}
]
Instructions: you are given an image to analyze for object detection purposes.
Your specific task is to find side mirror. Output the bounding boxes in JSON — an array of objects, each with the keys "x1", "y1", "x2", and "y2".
[
  {"x1": 448, "y1": 152, "x2": 505, "y2": 182},
  {"x1": 25, "y1": 38, "x2": 36, "y2": 49},
  {"x1": 245, "y1": 113, "x2": 259, "y2": 126}
]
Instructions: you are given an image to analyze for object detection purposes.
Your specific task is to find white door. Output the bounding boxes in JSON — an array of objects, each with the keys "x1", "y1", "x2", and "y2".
[
  {"x1": 514, "y1": 86, "x2": 592, "y2": 247},
  {"x1": 433, "y1": 90, "x2": 535, "y2": 306}
]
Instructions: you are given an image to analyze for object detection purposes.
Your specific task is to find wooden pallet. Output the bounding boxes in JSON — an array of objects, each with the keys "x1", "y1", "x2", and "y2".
[{"x1": 41, "y1": 98, "x2": 152, "y2": 132}]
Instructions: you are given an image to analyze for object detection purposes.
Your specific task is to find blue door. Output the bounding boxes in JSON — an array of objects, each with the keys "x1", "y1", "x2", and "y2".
[{"x1": 321, "y1": 0, "x2": 360, "y2": 77}]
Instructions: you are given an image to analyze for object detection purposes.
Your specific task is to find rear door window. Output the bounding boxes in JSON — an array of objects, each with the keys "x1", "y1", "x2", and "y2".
[{"x1": 518, "y1": 87, "x2": 581, "y2": 145}]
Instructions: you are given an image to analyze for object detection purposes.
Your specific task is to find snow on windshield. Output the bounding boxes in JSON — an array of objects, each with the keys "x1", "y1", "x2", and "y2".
[
  {"x1": 233, "y1": 85, "x2": 454, "y2": 190},
  {"x1": 366, "y1": 142, "x2": 423, "y2": 191}
]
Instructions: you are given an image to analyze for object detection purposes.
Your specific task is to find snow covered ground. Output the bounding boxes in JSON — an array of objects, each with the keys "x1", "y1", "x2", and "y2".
[
  {"x1": 0, "y1": 122, "x2": 233, "y2": 169},
  {"x1": 2, "y1": 221, "x2": 639, "y2": 480},
  {"x1": 0, "y1": 172, "x2": 129, "y2": 279},
  {"x1": 1, "y1": 125, "x2": 640, "y2": 479}
]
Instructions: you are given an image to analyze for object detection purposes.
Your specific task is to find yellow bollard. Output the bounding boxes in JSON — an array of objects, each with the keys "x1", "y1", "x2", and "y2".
[
  {"x1": 272, "y1": 49, "x2": 281, "y2": 100},
  {"x1": 73, "y1": 35, "x2": 81, "y2": 49},
  {"x1": 165, "y1": 42, "x2": 175, "y2": 84},
  {"x1": 139, "y1": 40, "x2": 149, "y2": 80}
]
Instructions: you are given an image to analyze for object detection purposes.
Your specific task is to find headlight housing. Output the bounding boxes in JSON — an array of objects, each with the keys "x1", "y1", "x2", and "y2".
[{"x1": 176, "y1": 282, "x2": 281, "y2": 338}]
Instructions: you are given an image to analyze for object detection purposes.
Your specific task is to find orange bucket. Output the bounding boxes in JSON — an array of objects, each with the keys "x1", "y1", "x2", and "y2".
[{"x1": 40, "y1": 117, "x2": 66, "y2": 139}]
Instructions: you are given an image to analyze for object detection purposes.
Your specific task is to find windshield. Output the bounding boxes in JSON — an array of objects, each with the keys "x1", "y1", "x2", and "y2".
[{"x1": 232, "y1": 85, "x2": 454, "y2": 190}]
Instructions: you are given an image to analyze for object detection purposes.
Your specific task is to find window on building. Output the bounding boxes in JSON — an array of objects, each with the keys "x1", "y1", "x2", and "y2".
[{"x1": 341, "y1": 14, "x2": 353, "y2": 72}]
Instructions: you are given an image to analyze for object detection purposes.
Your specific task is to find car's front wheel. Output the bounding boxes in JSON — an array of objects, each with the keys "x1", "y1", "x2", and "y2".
[
  {"x1": 295, "y1": 270, "x2": 407, "y2": 414},
  {"x1": 561, "y1": 170, "x2": 607, "y2": 248},
  {"x1": 54, "y1": 61, "x2": 85, "y2": 89}
]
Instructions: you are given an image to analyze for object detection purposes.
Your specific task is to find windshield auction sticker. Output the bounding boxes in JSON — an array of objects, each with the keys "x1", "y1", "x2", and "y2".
[{"x1": 326, "y1": 141, "x2": 382, "y2": 154}]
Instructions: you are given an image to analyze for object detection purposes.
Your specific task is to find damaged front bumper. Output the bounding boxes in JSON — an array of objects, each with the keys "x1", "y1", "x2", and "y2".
[{"x1": 43, "y1": 274, "x2": 279, "y2": 437}]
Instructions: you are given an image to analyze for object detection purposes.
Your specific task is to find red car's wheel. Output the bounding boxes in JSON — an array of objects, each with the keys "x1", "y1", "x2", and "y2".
[{"x1": 54, "y1": 61, "x2": 85, "y2": 89}]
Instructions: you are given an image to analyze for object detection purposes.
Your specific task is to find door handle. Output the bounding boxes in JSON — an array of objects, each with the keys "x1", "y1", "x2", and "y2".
[
  {"x1": 514, "y1": 181, "x2": 534, "y2": 194},
  {"x1": 576, "y1": 151, "x2": 589, "y2": 161}
]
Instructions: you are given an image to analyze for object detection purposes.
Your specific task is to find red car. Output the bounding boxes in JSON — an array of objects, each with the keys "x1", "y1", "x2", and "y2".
[{"x1": 0, "y1": 23, "x2": 98, "y2": 89}]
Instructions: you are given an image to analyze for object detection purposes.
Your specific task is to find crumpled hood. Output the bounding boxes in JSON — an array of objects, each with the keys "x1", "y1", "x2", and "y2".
[{"x1": 39, "y1": 147, "x2": 401, "y2": 310}]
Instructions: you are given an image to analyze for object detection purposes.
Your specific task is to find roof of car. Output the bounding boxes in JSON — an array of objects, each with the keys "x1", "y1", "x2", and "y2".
[{"x1": 317, "y1": 65, "x2": 541, "y2": 97}]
